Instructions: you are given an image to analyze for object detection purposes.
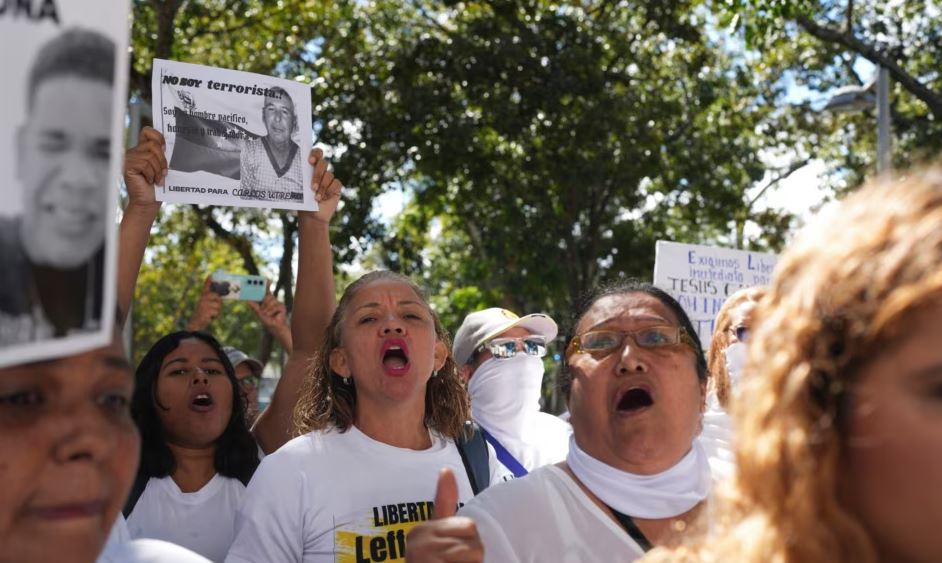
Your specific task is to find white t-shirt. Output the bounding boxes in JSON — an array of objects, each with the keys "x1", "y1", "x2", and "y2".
[
  {"x1": 226, "y1": 425, "x2": 512, "y2": 563},
  {"x1": 127, "y1": 474, "x2": 246, "y2": 562},
  {"x1": 104, "y1": 513, "x2": 131, "y2": 547},
  {"x1": 459, "y1": 465, "x2": 646, "y2": 562}
]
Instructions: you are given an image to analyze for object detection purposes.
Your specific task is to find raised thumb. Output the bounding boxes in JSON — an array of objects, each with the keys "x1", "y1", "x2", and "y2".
[{"x1": 432, "y1": 468, "x2": 459, "y2": 520}]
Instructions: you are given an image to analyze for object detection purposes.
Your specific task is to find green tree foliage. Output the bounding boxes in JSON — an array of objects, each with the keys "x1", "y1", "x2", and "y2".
[
  {"x1": 719, "y1": 0, "x2": 942, "y2": 182},
  {"x1": 338, "y1": 1, "x2": 811, "y2": 330},
  {"x1": 128, "y1": 0, "x2": 349, "y2": 359},
  {"x1": 126, "y1": 0, "x2": 932, "y2": 369},
  {"x1": 129, "y1": 206, "x2": 289, "y2": 367}
]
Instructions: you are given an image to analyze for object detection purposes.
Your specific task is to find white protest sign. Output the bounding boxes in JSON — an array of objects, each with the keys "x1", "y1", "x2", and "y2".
[
  {"x1": 0, "y1": 0, "x2": 128, "y2": 367},
  {"x1": 152, "y1": 59, "x2": 315, "y2": 211},
  {"x1": 653, "y1": 241, "x2": 778, "y2": 350}
]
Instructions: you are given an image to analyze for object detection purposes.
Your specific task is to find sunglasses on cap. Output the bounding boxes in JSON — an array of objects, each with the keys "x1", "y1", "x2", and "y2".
[
  {"x1": 567, "y1": 325, "x2": 696, "y2": 355},
  {"x1": 479, "y1": 336, "x2": 548, "y2": 360},
  {"x1": 238, "y1": 374, "x2": 261, "y2": 389}
]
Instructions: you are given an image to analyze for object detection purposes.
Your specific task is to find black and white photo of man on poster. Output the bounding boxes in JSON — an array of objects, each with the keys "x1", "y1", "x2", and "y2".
[
  {"x1": 152, "y1": 59, "x2": 315, "y2": 211},
  {"x1": 0, "y1": 1, "x2": 128, "y2": 368},
  {"x1": 239, "y1": 86, "x2": 304, "y2": 200}
]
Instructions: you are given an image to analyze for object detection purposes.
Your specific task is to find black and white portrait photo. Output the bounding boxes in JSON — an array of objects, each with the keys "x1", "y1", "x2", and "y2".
[
  {"x1": 0, "y1": 2, "x2": 128, "y2": 367},
  {"x1": 238, "y1": 87, "x2": 304, "y2": 202},
  {"x1": 152, "y1": 59, "x2": 314, "y2": 211}
]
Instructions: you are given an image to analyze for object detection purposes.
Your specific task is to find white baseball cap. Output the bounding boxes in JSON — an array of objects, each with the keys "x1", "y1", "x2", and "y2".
[
  {"x1": 223, "y1": 346, "x2": 263, "y2": 376},
  {"x1": 453, "y1": 308, "x2": 558, "y2": 366}
]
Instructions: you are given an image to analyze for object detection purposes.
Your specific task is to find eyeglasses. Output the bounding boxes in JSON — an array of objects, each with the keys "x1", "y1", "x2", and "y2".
[
  {"x1": 567, "y1": 326, "x2": 696, "y2": 355},
  {"x1": 730, "y1": 325, "x2": 750, "y2": 342},
  {"x1": 238, "y1": 375, "x2": 261, "y2": 389},
  {"x1": 479, "y1": 336, "x2": 548, "y2": 360}
]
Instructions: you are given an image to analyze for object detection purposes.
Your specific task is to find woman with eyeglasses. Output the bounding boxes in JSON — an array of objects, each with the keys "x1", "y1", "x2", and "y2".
[
  {"x1": 224, "y1": 155, "x2": 509, "y2": 562},
  {"x1": 697, "y1": 286, "x2": 767, "y2": 480},
  {"x1": 407, "y1": 280, "x2": 713, "y2": 562}
]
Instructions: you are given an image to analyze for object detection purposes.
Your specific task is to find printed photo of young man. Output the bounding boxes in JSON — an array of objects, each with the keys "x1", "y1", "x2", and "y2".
[{"x1": 0, "y1": 28, "x2": 115, "y2": 346}]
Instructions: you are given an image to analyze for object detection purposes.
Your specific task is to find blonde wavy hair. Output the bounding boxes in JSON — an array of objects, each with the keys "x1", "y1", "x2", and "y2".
[
  {"x1": 707, "y1": 286, "x2": 767, "y2": 409},
  {"x1": 644, "y1": 164, "x2": 942, "y2": 563},
  {"x1": 293, "y1": 271, "x2": 470, "y2": 439}
]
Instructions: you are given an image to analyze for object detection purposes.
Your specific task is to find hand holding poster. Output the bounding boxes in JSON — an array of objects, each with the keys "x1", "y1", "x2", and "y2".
[
  {"x1": 653, "y1": 241, "x2": 778, "y2": 350},
  {"x1": 151, "y1": 59, "x2": 316, "y2": 211},
  {"x1": 0, "y1": 0, "x2": 128, "y2": 367}
]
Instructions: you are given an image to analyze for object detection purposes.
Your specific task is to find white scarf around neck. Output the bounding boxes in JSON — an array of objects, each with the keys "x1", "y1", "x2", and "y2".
[{"x1": 566, "y1": 434, "x2": 711, "y2": 519}]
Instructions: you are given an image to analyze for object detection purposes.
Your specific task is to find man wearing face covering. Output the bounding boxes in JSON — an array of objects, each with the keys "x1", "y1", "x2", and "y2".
[{"x1": 453, "y1": 308, "x2": 572, "y2": 476}]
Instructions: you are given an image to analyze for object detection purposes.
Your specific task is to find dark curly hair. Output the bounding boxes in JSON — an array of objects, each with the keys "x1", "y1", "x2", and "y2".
[
  {"x1": 293, "y1": 270, "x2": 470, "y2": 439},
  {"x1": 130, "y1": 331, "x2": 259, "y2": 487}
]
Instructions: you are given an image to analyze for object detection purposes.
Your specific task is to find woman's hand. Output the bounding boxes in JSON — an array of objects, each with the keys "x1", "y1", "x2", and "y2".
[
  {"x1": 405, "y1": 469, "x2": 484, "y2": 562},
  {"x1": 249, "y1": 288, "x2": 292, "y2": 353},
  {"x1": 185, "y1": 276, "x2": 223, "y2": 331},
  {"x1": 123, "y1": 126, "x2": 166, "y2": 213},
  {"x1": 299, "y1": 148, "x2": 342, "y2": 225}
]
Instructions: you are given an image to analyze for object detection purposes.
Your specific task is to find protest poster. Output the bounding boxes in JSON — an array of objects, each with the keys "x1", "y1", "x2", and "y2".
[
  {"x1": 0, "y1": 0, "x2": 128, "y2": 368},
  {"x1": 653, "y1": 241, "x2": 778, "y2": 350},
  {"x1": 151, "y1": 59, "x2": 316, "y2": 211}
]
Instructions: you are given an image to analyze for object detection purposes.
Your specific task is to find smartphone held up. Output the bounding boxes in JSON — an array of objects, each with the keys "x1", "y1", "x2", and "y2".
[{"x1": 209, "y1": 271, "x2": 266, "y2": 301}]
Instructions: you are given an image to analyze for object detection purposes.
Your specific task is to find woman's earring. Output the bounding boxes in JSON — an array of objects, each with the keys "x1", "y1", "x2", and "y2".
[
  {"x1": 431, "y1": 370, "x2": 439, "y2": 378},
  {"x1": 342, "y1": 376, "x2": 352, "y2": 386}
]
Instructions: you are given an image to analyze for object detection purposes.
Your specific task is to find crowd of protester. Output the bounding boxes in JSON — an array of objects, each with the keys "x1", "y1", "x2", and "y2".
[{"x1": 2, "y1": 40, "x2": 941, "y2": 563}]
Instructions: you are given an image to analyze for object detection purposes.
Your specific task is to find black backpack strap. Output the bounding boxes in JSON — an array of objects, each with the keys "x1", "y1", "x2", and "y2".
[
  {"x1": 455, "y1": 420, "x2": 490, "y2": 496},
  {"x1": 122, "y1": 473, "x2": 150, "y2": 518},
  {"x1": 607, "y1": 505, "x2": 654, "y2": 551}
]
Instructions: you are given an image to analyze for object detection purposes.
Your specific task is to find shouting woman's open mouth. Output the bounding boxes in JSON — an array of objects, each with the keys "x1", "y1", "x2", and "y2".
[
  {"x1": 380, "y1": 339, "x2": 411, "y2": 377},
  {"x1": 189, "y1": 391, "x2": 215, "y2": 413},
  {"x1": 615, "y1": 386, "x2": 654, "y2": 415}
]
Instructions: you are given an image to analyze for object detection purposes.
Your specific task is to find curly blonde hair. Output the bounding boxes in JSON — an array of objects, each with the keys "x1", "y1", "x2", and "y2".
[
  {"x1": 644, "y1": 165, "x2": 942, "y2": 563},
  {"x1": 293, "y1": 271, "x2": 470, "y2": 440},
  {"x1": 707, "y1": 286, "x2": 767, "y2": 409}
]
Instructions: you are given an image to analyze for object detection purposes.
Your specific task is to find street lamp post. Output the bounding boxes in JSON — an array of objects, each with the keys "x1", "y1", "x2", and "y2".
[
  {"x1": 876, "y1": 67, "x2": 891, "y2": 173},
  {"x1": 823, "y1": 66, "x2": 892, "y2": 173}
]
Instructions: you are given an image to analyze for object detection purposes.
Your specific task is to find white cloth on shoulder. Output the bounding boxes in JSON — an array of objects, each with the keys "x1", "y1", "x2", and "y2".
[{"x1": 459, "y1": 464, "x2": 646, "y2": 562}]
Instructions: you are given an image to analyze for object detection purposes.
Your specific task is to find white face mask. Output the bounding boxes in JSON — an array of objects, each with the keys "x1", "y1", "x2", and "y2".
[
  {"x1": 468, "y1": 354, "x2": 545, "y2": 439},
  {"x1": 724, "y1": 342, "x2": 748, "y2": 391}
]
